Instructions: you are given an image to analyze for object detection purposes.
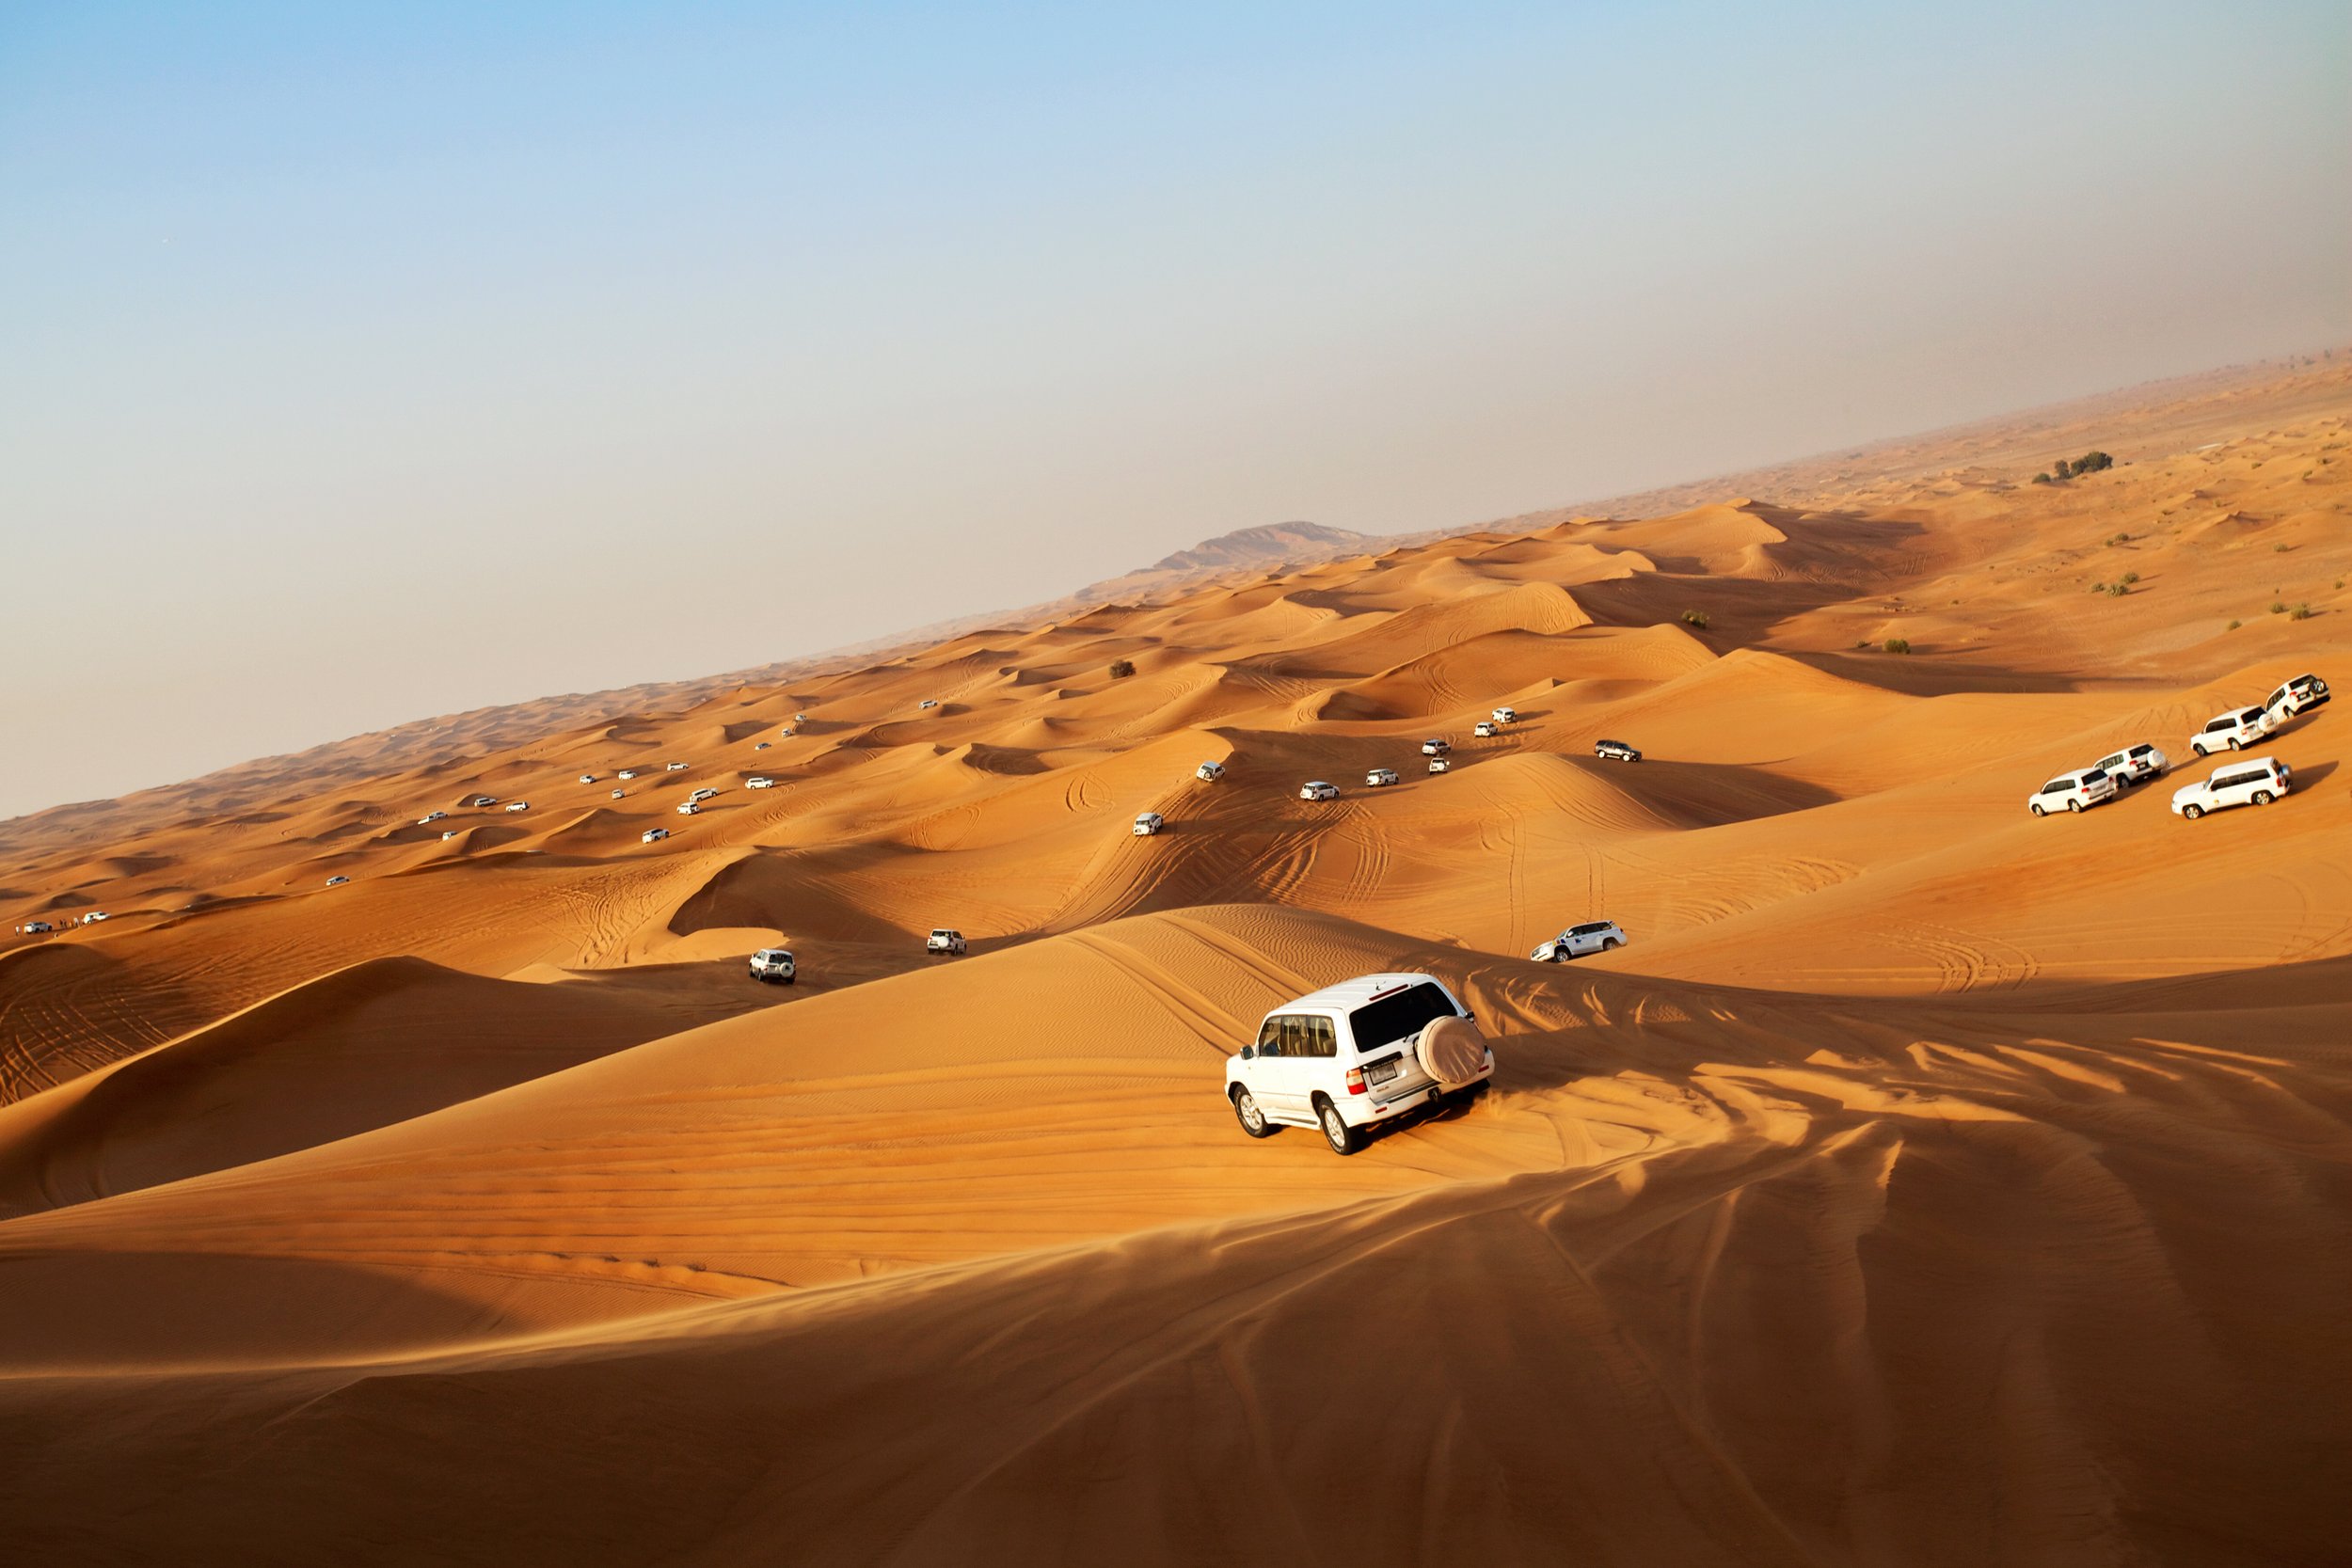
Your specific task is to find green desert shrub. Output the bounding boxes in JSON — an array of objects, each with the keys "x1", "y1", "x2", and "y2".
[
  {"x1": 2290, "y1": 603, "x2": 2314, "y2": 621},
  {"x1": 2120, "y1": 571, "x2": 2139, "y2": 585},
  {"x1": 2270, "y1": 601, "x2": 2287, "y2": 614},
  {"x1": 2227, "y1": 619, "x2": 2242, "y2": 630},
  {"x1": 1108, "y1": 658, "x2": 1136, "y2": 678},
  {"x1": 1681, "y1": 610, "x2": 1709, "y2": 629},
  {"x1": 1883, "y1": 637, "x2": 1911, "y2": 654}
]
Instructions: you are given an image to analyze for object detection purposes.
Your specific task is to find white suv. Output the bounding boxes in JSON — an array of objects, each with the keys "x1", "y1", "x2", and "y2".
[
  {"x1": 1299, "y1": 780, "x2": 1339, "y2": 801},
  {"x1": 1490, "y1": 706, "x2": 1518, "y2": 725},
  {"x1": 1473, "y1": 720, "x2": 1499, "y2": 737},
  {"x1": 2171, "y1": 755, "x2": 2291, "y2": 819},
  {"x1": 1365, "y1": 767, "x2": 1399, "y2": 787},
  {"x1": 641, "y1": 827, "x2": 670, "y2": 844},
  {"x1": 2265, "y1": 673, "x2": 2329, "y2": 724},
  {"x1": 1225, "y1": 974, "x2": 1494, "y2": 1155},
  {"x1": 1133, "y1": 812, "x2": 1165, "y2": 836},
  {"x1": 748, "y1": 948, "x2": 796, "y2": 985},
  {"x1": 926, "y1": 927, "x2": 966, "y2": 955},
  {"x1": 1421, "y1": 737, "x2": 1451, "y2": 756},
  {"x1": 1532, "y1": 921, "x2": 1625, "y2": 961},
  {"x1": 2191, "y1": 706, "x2": 2275, "y2": 756},
  {"x1": 2090, "y1": 743, "x2": 2169, "y2": 786},
  {"x1": 2027, "y1": 768, "x2": 2116, "y2": 815},
  {"x1": 746, "y1": 777, "x2": 775, "y2": 789},
  {"x1": 1196, "y1": 760, "x2": 1225, "y2": 782}
]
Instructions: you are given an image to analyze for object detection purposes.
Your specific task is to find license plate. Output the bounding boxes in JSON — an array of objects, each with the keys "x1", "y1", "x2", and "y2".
[{"x1": 1366, "y1": 1057, "x2": 1400, "y2": 1085}]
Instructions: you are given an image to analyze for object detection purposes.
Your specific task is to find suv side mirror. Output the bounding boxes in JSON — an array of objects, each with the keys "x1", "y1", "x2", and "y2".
[{"x1": 1240, "y1": 1045, "x2": 1255, "y2": 1060}]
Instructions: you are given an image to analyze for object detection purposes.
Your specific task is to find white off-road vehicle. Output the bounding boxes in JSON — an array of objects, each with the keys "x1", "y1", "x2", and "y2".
[
  {"x1": 441, "y1": 830, "x2": 459, "y2": 840},
  {"x1": 1225, "y1": 974, "x2": 1494, "y2": 1155},
  {"x1": 505, "y1": 800, "x2": 531, "y2": 813},
  {"x1": 1594, "y1": 739, "x2": 1641, "y2": 763},
  {"x1": 617, "y1": 769, "x2": 639, "y2": 781},
  {"x1": 746, "y1": 777, "x2": 775, "y2": 789},
  {"x1": 466, "y1": 795, "x2": 497, "y2": 808},
  {"x1": 748, "y1": 948, "x2": 796, "y2": 985},
  {"x1": 2265, "y1": 673, "x2": 2329, "y2": 723},
  {"x1": 666, "y1": 761, "x2": 691, "y2": 772},
  {"x1": 675, "y1": 801, "x2": 701, "y2": 816},
  {"x1": 641, "y1": 827, "x2": 670, "y2": 844},
  {"x1": 19, "y1": 921, "x2": 54, "y2": 934},
  {"x1": 611, "y1": 788, "x2": 627, "y2": 800},
  {"x1": 1421, "y1": 737, "x2": 1451, "y2": 756},
  {"x1": 1365, "y1": 767, "x2": 1399, "y2": 787},
  {"x1": 2090, "y1": 743, "x2": 2168, "y2": 785},
  {"x1": 2027, "y1": 768, "x2": 2116, "y2": 815},
  {"x1": 2172, "y1": 755, "x2": 2291, "y2": 819},
  {"x1": 2191, "y1": 706, "x2": 2275, "y2": 756},
  {"x1": 1300, "y1": 780, "x2": 1339, "y2": 801},
  {"x1": 1532, "y1": 921, "x2": 1625, "y2": 961},
  {"x1": 578, "y1": 773, "x2": 597, "y2": 784},
  {"x1": 1473, "y1": 721, "x2": 1499, "y2": 737},
  {"x1": 1196, "y1": 760, "x2": 1225, "y2": 782},
  {"x1": 80, "y1": 911, "x2": 108, "y2": 925},
  {"x1": 1428, "y1": 756, "x2": 1451, "y2": 774},
  {"x1": 1133, "y1": 812, "x2": 1165, "y2": 836},
  {"x1": 689, "y1": 787, "x2": 718, "y2": 802},
  {"x1": 926, "y1": 928, "x2": 966, "y2": 955},
  {"x1": 919, "y1": 699, "x2": 939, "y2": 710},
  {"x1": 326, "y1": 876, "x2": 350, "y2": 887},
  {"x1": 1490, "y1": 706, "x2": 1518, "y2": 725},
  {"x1": 417, "y1": 810, "x2": 448, "y2": 825}
]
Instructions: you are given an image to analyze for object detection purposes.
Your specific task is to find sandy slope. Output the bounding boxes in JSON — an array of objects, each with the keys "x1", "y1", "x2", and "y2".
[{"x1": 1, "y1": 360, "x2": 2349, "y2": 1564}]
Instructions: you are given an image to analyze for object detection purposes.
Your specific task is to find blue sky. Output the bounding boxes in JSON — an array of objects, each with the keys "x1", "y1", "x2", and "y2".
[{"x1": 2, "y1": 1, "x2": 2345, "y2": 818}]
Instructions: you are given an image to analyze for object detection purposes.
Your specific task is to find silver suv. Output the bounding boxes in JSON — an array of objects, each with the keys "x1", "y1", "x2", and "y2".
[{"x1": 748, "y1": 948, "x2": 797, "y2": 985}]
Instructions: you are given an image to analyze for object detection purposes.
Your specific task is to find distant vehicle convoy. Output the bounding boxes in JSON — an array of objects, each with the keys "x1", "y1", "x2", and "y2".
[
  {"x1": 1133, "y1": 812, "x2": 1165, "y2": 836},
  {"x1": 1532, "y1": 922, "x2": 1626, "y2": 962},
  {"x1": 1225, "y1": 974, "x2": 1493, "y2": 1156},
  {"x1": 748, "y1": 947, "x2": 797, "y2": 985},
  {"x1": 1299, "y1": 780, "x2": 1339, "y2": 801},
  {"x1": 2173, "y1": 756, "x2": 2291, "y2": 818},
  {"x1": 1594, "y1": 739, "x2": 1641, "y2": 763},
  {"x1": 927, "y1": 928, "x2": 966, "y2": 955},
  {"x1": 2028, "y1": 768, "x2": 2116, "y2": 816}
]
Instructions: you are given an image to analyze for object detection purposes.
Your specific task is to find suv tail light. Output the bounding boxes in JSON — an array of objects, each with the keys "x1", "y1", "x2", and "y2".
[{"x1": 1345, "y1": 1067, "x2": 1367, "y2": 1096}]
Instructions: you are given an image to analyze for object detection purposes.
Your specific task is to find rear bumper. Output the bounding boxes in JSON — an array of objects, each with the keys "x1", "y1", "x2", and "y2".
[{"x1": 1349, "y1": 1055, "x2": 1496, "y2": 1126}]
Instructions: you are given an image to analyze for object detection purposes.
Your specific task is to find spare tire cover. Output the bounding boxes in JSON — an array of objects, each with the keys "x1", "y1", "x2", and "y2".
[{"x1": 1416, "y1": 1014, "x2": 1488, "y2": 1087}]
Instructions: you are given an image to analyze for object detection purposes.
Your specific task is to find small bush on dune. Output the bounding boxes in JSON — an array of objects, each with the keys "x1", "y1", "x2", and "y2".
[
  {"x1": 1108, "y1": 658, "x2": 1136, "y2": 678},
  {"x1": 2227, "y1": 619, "x2": 2242, "y2": 630},
  {"x1": 2120, "y1": 571, "x2": 2139, "y2": 585},
  {"x1": 2090, "y1": 581, "x2": 2107, "y2": 594},
  {"x1": 1681, "y1": 610, "x2": 1709, "y2": 629},
  {"x1": 1883, "y1": 638, "x2": 1911, "y2": 654},
  {"x1": 2033, "y1": 472, "x2": 2054, "y2": 484},
  {"x1": 2274, "y1": 542, "x2": 2293, "y2": 553},
  {"x1": 2290, "y1": 603, "x2": 2314, "y2": 621},
  {"x1": 2270, "y1": 601, "x2": 2287, "y2": 614},
  {"x1": 2106, "y1": 582, "x2": 2130, "y2": 597},
  {"x1": 2045, "y1": 451, "x2": 2115, "y2": 483}
]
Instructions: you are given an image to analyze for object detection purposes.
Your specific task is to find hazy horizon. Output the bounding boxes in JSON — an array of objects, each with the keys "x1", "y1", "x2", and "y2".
[{"x1": 5, "y1": 0, "x2": 2347, "y2": 822}]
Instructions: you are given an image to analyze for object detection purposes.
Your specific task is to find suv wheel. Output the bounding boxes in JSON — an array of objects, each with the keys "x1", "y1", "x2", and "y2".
[
  {"x1": 2228, "y1": 737, "x2": 2242, "y2": 750},
  {"x1": 1314, "y1": 1096, "x2": 1360, "y2": 1156},
  {"x1": 2067, "y1": 799, "x2": 2083, "y2": 813},
  {"x1": 1232, "y1": 1085, "x2": 1276, "y2": 1139},
  {"x1": 2192, "y1": 742, "x2": 2208, "y2": 757},
  {"x1": 2030, "y1": 803, "x2": 2046, "y2": 816},
  {"x1": 2253, "y1": 789, "x2": 2274, "y2": 805},
  {"x1": 2183, "y1": 803, "x2": 2204, "y2": 819}
]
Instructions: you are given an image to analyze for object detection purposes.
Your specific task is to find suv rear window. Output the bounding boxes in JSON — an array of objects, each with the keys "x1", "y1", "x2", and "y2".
[{"x1": 1349, "y1": 983, "x2": 1458, "y2": 1054}]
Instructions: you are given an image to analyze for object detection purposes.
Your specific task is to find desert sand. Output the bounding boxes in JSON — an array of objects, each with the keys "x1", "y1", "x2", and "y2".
[{"x1": 2, "y1": 356, "x2": 2348, "y2": 1564}]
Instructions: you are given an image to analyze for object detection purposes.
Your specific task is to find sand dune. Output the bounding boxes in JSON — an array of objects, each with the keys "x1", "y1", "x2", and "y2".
[{"x1": 1, "y1": 361, "x2": 2348, "y2": 1562}]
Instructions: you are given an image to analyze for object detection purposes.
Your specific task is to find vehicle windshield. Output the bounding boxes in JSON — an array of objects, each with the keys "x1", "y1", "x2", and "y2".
[{"x1": 1348, "y1": 982, "x2": 1458, "y2": 1053}]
